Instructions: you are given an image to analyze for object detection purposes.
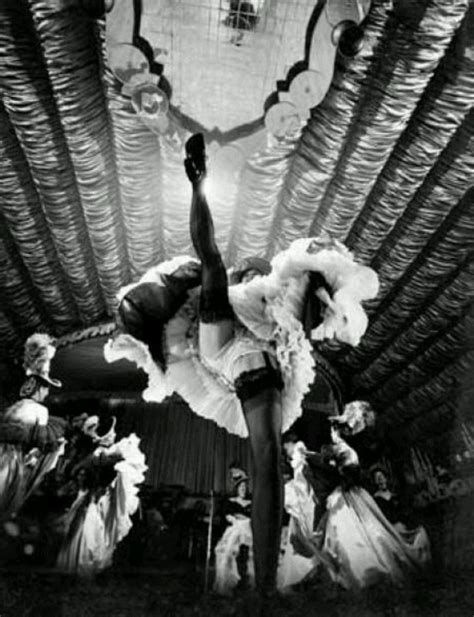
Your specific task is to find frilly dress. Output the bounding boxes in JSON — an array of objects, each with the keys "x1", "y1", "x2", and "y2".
[
  {"x1": 213, "y1": 445, "x2": 323, "y2": 595},
  {"x1": 104, "y1": 238, "x2": 378, "y2": 438},
  {"x1": 317, "y1": 438, "x2": 431, "y2": 590},
  {"x1": 0, "y1": 399, "x2": 66, "y2": 517},
  {"x1": 278, "y1": 442, "x2": 320, "y2": 589},
  {"x1": 56, "y1": 434, "x2": 147, "y2": 576},
  {"x1": 213, "y1": 498, "x2": 254, "y2": 595}
]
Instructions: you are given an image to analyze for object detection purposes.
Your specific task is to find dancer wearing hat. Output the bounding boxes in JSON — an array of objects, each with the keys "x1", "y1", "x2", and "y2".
[
  {"x1": 214, "y1": 469, "x2": 253, "y2": 594},
  {"x1": 105, "y1": 133, "x2": 379, "y2": 599},
  {"x1": 56, "y1": 418, "x2": 147, "y2": 576},
  {"x1": 299, "y1": 412, "x2": 431, "y2": 590},
  {"x1": 0, "y1": 334, "x2": 66, "y2": 518}
]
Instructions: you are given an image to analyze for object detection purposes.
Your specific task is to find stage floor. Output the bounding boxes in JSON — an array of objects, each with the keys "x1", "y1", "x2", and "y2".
[{"x1": 0, "y1": 566, "x2": 472, "y2": 617}]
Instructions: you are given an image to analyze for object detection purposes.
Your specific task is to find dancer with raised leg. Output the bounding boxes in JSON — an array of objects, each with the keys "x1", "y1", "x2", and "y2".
[
  {"x1": 105, "y1": 133, "x2": 379, "y2": 604},
  {"x1": 184, "y1": 133, "x2": 284, "y2": 598}
]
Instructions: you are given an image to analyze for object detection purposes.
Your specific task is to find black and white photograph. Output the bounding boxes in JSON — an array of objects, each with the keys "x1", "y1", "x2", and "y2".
[{"x1": 0, "y1": 0, "x2": 473, "y2": 615}]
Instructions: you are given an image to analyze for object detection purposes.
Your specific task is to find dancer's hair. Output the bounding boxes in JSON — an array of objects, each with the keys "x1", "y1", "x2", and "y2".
[
  {"x1": 229, "y1": 256, "x2": 272, "y2": 285},
  {"x1": 282, "y1": 431, "x2": 299, "y2": 445}
]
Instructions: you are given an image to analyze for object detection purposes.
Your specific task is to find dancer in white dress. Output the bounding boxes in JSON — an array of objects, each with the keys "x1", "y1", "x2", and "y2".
[
  {"x1": 56, "y1": 419, "x2": 147, "y2": 576},
  {"x1": 278, "y1": 440, "x2": 320, "y2": 590},
  {"x1": 317, "y1": 422, "x2": 431, "y2": 590},
  {"x1": 104, "y1": 133, "x2": 379, "y2": 596},
  {"x1": 214, "y1": 471, "x2": 254, "y2": 595},
  {"x1": 214, "y1": 457, "x2": 321, "y2": 595}
]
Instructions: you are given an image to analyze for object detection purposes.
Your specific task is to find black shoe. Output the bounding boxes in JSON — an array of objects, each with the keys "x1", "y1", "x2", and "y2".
[{"x1": 184, "y1": 133, "x2": 206, "y2": 184}]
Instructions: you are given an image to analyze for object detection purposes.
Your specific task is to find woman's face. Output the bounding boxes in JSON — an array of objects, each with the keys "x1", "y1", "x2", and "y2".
[
  {"x1": 374, "y1": 471, "x2": 387, "y2": 490},
  {"x1": 237, "y1": 481, "x2": 248, "y2": 498},
  {"x1": 77, "y1": 469, "x2": 87, "y2": 489},
  {"x1": 33, "y1": 385, "x2": 50, "y2": 403}
]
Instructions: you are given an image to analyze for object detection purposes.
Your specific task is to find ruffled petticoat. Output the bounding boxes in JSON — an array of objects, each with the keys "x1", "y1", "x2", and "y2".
[
  {"x1": 318, "y1": 486, "x2": 431, "y2": 590},
  {"x1": 104, "y1": 238, "x2": 378, "y2": 438},
  {"x1": 105, "y1": 299, "x2": 314, "y2": 438},
  {"x1": 0, "y1": 410, "x2": 67, "y2": 518},
  {"x1": 56, "y1": 434, "x2": 147, "y2": 575},
  {"x1": 105, "y1": 272, "x2": 315, "y2": 439},
  {"x1": 214, "y1": 518, "x2": 254, "y2": 595},
  {"x1": 277, "y1": 471, "x2": 319, "y2": 590},
  {"x1": 213, "y1": 473, "x2": 319, "y2": 595}
]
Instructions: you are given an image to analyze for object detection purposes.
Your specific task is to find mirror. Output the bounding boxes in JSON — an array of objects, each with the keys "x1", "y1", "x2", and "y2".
[{"x1": 106, "y1": 0, "x2": 371, "y2": 142}]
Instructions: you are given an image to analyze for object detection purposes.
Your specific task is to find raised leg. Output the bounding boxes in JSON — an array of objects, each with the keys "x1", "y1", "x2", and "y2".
[{"x1": 185, "y1": 134, "x2": 234, "y2": 358}]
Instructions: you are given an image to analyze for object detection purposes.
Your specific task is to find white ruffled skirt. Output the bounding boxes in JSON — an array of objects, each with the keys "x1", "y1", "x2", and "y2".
[
  {"x1": 319, "y1": 487, "x2": 431, "y2": 590},
  {"x1": 104, "y1": 299, "x2": 315, "y2": 439},
  {"x1": 213, "y1": 475, "x2": 319, "y2": 595},
  {"x1": 104, "y1": 236, "x2": 378, "y2": 438},
  {"x1": 214, "y1": 518, "x2": 254, "y2": 595},
  {"x1": 56, "y1": 435, "x2": 147, "y2": 576}
]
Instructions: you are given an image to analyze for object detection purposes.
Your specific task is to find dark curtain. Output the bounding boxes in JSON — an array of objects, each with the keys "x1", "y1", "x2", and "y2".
[{"x1": 108, "y1": 398, "x2": 251, "y2": 494}]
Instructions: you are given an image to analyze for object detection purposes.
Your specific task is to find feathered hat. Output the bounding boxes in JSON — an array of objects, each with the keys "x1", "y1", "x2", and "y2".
[
  {"x1": 83, "y1": 415, "x2": 117, "y2": 448},
  {"x1": 19, "y1": 334, "x2": 62, "y2": 398},
  {"x1": 329, "y1": 400, "x2": 376, "y2": 436}
]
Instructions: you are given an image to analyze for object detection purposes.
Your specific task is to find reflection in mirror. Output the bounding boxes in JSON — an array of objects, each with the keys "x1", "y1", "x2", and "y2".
[{"x1": 139, "y1": 0, "x2": 316, "y2": 131}]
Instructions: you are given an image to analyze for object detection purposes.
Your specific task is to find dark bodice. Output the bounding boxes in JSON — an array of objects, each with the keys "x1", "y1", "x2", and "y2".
[
  {"x1": 225, "y1": 497, "x2": 251, "y2": 519},
  {"x1": 304, "y1": 453, "x2": 340, "y2": 498},
  {"x1": 374, "y1": 492, "x2": 401, "y2": 524},
  {"x1": 0, "y1": 414, "x2": 66, "y2": 452}
]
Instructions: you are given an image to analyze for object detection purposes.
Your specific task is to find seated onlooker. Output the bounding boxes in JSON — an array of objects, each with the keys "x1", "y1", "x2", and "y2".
[{"x1": 372, "y1": 467, "x2": 403, "y2": 527}]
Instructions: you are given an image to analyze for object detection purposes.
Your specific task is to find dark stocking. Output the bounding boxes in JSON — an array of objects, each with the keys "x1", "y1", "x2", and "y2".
[
  {"x1": 242, "y1": 387, "x2": 283, "y2": 596},
  {"x1": 186, "y1": 134, "x2": 233, "y2": 323}
]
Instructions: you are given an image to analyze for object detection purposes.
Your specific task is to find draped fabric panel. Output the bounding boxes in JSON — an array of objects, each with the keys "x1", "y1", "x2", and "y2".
[
  {"x1": 0, "y1": 103, "x2": 79, "y2": 332},
  {"x1": 381, "y1": 351, "x2": 474, "y2": 425},
  {"x1": 0, "y1": 0, "x2": 107, "y2": 325},
  {"x1": 341, "y1": 183, "x2": 474, "y2": 372},
  {"x1": 347, "y1": 10, "x2": 474, "y2": 261},
  {"x1": 158, "y1": 138, "x2": 194, "y2": 259},
  {"x1": 112, "y1": 399, "x2": 251, "y2": 494},
  {"x1": 0, "y1": 309, "x2": 21, "y2": 359},
  {"x1": 367, "y1": 111, "x2": 474, "y2": 302},
  {"x1": 0, "y1": 226, "x2": 46, "y2": 335},
  {"x1": 28, "y1": 2, "x2": 131, "y2": 311},
  {"x1": 351, "y1": 262, "x2": 474, "y2": 387},
  {"x1": 341, "y1": 200, "x2": 474, "y2": 377},
  {"x1": 354, "y1": 306, "x2": 473, "y2": 399},
  {"x1": 314, "y1": 0, "x2": 468, "y2": 241},
  {"x1": 271, "y1": 0, "x2": 393, "y2": 252},
  {"x1": 228, "y1": 135, "x2": 298, "y2": 264},
  {"x1": 97, "y1": 26, "x2": 165, "y2": 279}
]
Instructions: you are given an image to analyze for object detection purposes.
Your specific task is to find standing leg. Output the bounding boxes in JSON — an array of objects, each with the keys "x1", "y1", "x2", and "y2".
[
  {"x1": 185, "y1": 134, "x2": 284, "y2": 599},
  {"x1": 240, "y1": 386, "x2": 283, "y2": 597}
]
